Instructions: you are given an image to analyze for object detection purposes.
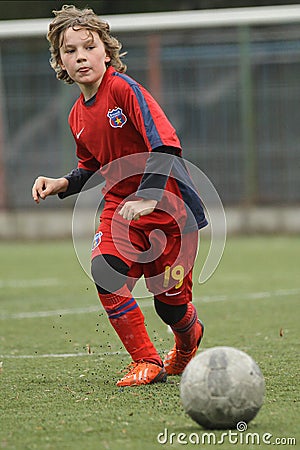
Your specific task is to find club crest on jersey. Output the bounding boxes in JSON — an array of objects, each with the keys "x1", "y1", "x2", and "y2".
[
  {"x1": 92, "y1": 231, "x2": 103, "y2": 250},
  {"x1": 107, "y1": 107, "x2": 127, "y2": 128}
]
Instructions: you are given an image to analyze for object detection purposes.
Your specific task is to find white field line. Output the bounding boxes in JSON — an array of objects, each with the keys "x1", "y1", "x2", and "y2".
[
  {"x1": 0, "y1": 305, "x2": 100, "y2": 319},
  {"x1": 0, "y1": 287, "x2": 299, "y2": 321},
  {"x1": 0, "y1": 351, "x2": 127, "y2": 359},
  {"x1": 199, "y1": 287, "x2": 300, "y2": 303},
  {"x1": 0, "y1": 288, "x2": 298, "y2": 361},
  {"x1": 0, "y1": 278, "x2": 60, "y2": 288},
  {"x1": 0, "y1": 347, "x2": 225, "y2": 360}
]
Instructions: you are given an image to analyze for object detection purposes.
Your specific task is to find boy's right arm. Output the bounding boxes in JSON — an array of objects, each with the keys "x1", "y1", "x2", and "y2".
[
  {"x1": 32, "y1": 176, "x2": 69, "y2": 204},
  {"x1": 32, "y1": 168, "x2": 102, "y2": 204}
]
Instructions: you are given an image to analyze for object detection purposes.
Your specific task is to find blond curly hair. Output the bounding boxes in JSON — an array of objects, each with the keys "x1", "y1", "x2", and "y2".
[{"x1": 47, "y1": 4, "x2": 127, "y2": 84}]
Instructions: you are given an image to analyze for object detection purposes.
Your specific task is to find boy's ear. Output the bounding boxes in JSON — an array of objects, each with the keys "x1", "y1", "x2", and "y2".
[
  {"x1": 58, "y1": 58, "x2": 66, "y2": 70},
  {"x1": 105, "y1": 54, "x2": 111, "y2": 63}
]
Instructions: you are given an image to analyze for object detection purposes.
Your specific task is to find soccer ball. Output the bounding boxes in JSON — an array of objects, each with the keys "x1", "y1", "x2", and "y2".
[{"x1": 180, "y1": 346, "x2": 265, "y2": 429}]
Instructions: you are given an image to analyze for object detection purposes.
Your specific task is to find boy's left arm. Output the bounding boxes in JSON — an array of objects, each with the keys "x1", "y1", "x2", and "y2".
[{"x1": 118, "y1": 198, "x2": 158, "y2": 221}]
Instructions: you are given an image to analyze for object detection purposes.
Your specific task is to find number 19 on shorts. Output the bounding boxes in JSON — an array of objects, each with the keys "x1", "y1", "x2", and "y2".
[{"x1": 163, "y1": 265, "x2": 184, "y2": 289}]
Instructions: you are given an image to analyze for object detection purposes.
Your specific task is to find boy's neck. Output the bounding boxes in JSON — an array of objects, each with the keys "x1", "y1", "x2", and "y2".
[
  {"x1": 80, "y1": 83, "x2": 100, "y2": 102},
  {"x1": 78, "y1": 68, "x2": 108, "y2": 101}
]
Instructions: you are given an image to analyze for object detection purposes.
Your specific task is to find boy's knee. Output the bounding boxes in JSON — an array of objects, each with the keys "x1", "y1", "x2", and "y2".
[
  {"x1": 154, "y1": 297, "x2": 187, "y2": 325},
  {"x1": 91, "y1": 254, "x2": 129, "y2": 294}
]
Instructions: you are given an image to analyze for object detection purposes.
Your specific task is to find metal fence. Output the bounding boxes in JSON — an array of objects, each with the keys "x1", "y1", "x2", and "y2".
[{"x1": 0, "y1": 7, "x2": 300, "y2": 209}]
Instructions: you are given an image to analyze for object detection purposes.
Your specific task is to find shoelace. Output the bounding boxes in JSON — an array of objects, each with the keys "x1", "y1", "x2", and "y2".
[
  {"x1": 166, "y1": 347, "x2": 194, "y2": 368},
  {"x1": 118, "y1": 361, "x2": 138, "y2": 375}
]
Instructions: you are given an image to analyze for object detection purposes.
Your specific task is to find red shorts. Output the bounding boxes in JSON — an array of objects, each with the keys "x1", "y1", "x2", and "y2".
[{"x1": 91, "y1": 201, "x2": 198, "y2": 305}]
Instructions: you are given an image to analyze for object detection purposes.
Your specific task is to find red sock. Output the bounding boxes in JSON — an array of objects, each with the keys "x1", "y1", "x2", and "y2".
[
  {"x1": 171, "y1": 302, "x2": 202, "y2": 351},
  {"x1": 98, "y1": 285, "x2": 162, "y2": 366}
]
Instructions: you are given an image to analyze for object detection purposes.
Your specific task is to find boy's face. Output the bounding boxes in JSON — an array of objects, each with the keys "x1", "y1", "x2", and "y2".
[{"x1": 59, "y1": 27, "x2": 110, "y2": 93}]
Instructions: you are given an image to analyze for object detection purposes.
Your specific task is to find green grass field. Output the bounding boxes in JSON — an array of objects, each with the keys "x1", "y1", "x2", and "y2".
[{"x1": 0, "y1": 235, "x2": 299, "y2": 450}]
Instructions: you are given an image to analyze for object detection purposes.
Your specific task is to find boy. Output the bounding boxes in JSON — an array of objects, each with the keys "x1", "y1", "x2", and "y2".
[{"x1": 32, "y1": 5, "x2": 207, "y2": 386}]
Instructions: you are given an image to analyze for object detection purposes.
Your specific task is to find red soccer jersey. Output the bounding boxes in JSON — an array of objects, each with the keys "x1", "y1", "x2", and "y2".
[{"x1": 68, "y1": 66, "x2": 207, "y2": 232}]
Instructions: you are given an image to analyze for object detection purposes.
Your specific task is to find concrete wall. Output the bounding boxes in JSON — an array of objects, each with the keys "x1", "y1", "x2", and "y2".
[{"x1": 0, "y1": 207, "x2": 299, "y2": 240}]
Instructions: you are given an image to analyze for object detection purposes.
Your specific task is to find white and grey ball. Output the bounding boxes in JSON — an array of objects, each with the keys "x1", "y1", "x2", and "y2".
[{"x1": 180, "y1": 346, "x2": 265, "y2": 429}]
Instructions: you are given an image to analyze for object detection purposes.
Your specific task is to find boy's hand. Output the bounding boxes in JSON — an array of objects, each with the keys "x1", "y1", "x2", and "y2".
[
  {"x1": 32, "y1": 176, "x2": 68, "y2": 204},
  {"x1": 119, "y1": 199, "x2": 158, "y2": 221}
]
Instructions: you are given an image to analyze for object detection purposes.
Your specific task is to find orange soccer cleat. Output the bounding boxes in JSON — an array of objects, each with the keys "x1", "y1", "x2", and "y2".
[
  {"x1": 164, "y1": 320, "x2": 204, "y2": 375},
  {"x1": 116, "y1": 361, "x2": 167, "y2": 387}
]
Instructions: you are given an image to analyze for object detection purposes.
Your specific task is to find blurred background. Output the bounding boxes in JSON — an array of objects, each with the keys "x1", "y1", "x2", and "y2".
[{"x1": 0, "y1": 0, "x2": 299, "y2": 238}]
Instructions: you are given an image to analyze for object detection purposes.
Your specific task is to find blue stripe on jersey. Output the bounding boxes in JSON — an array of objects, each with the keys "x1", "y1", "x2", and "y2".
[
  {"x1": 107, "y1": 298, "x2": 138, "y2": 319},
  {"x1": 172, "y1": 158, "x2": 208, "y2": 231},
  {"x1": 113, "y1": 72, "x2": 163, "y2": 149}
]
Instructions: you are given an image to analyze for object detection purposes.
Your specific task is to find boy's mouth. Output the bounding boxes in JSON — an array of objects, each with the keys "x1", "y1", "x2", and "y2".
[{"x1": 78, "y1": 66, "x2": 91, "y2": 73}]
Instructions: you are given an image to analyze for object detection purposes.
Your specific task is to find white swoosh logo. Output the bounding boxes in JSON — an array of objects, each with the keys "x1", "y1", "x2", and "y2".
[
  {"x1": 76, "y1": 128, "x2": 84, "y2": 139},
  {"x1": 165, "y1": 291, "x2": 182, "y2": 297}
]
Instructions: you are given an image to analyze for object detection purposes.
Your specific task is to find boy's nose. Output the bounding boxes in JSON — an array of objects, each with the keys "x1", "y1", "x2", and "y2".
[{"x1": 76, "y1": 52, "x2": 87, "y2": 63}]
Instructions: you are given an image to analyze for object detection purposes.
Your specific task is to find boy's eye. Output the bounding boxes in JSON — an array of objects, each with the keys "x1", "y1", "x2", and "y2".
[{"x1": 87, "y1": 46, "x2": 95, "y2": 50}]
